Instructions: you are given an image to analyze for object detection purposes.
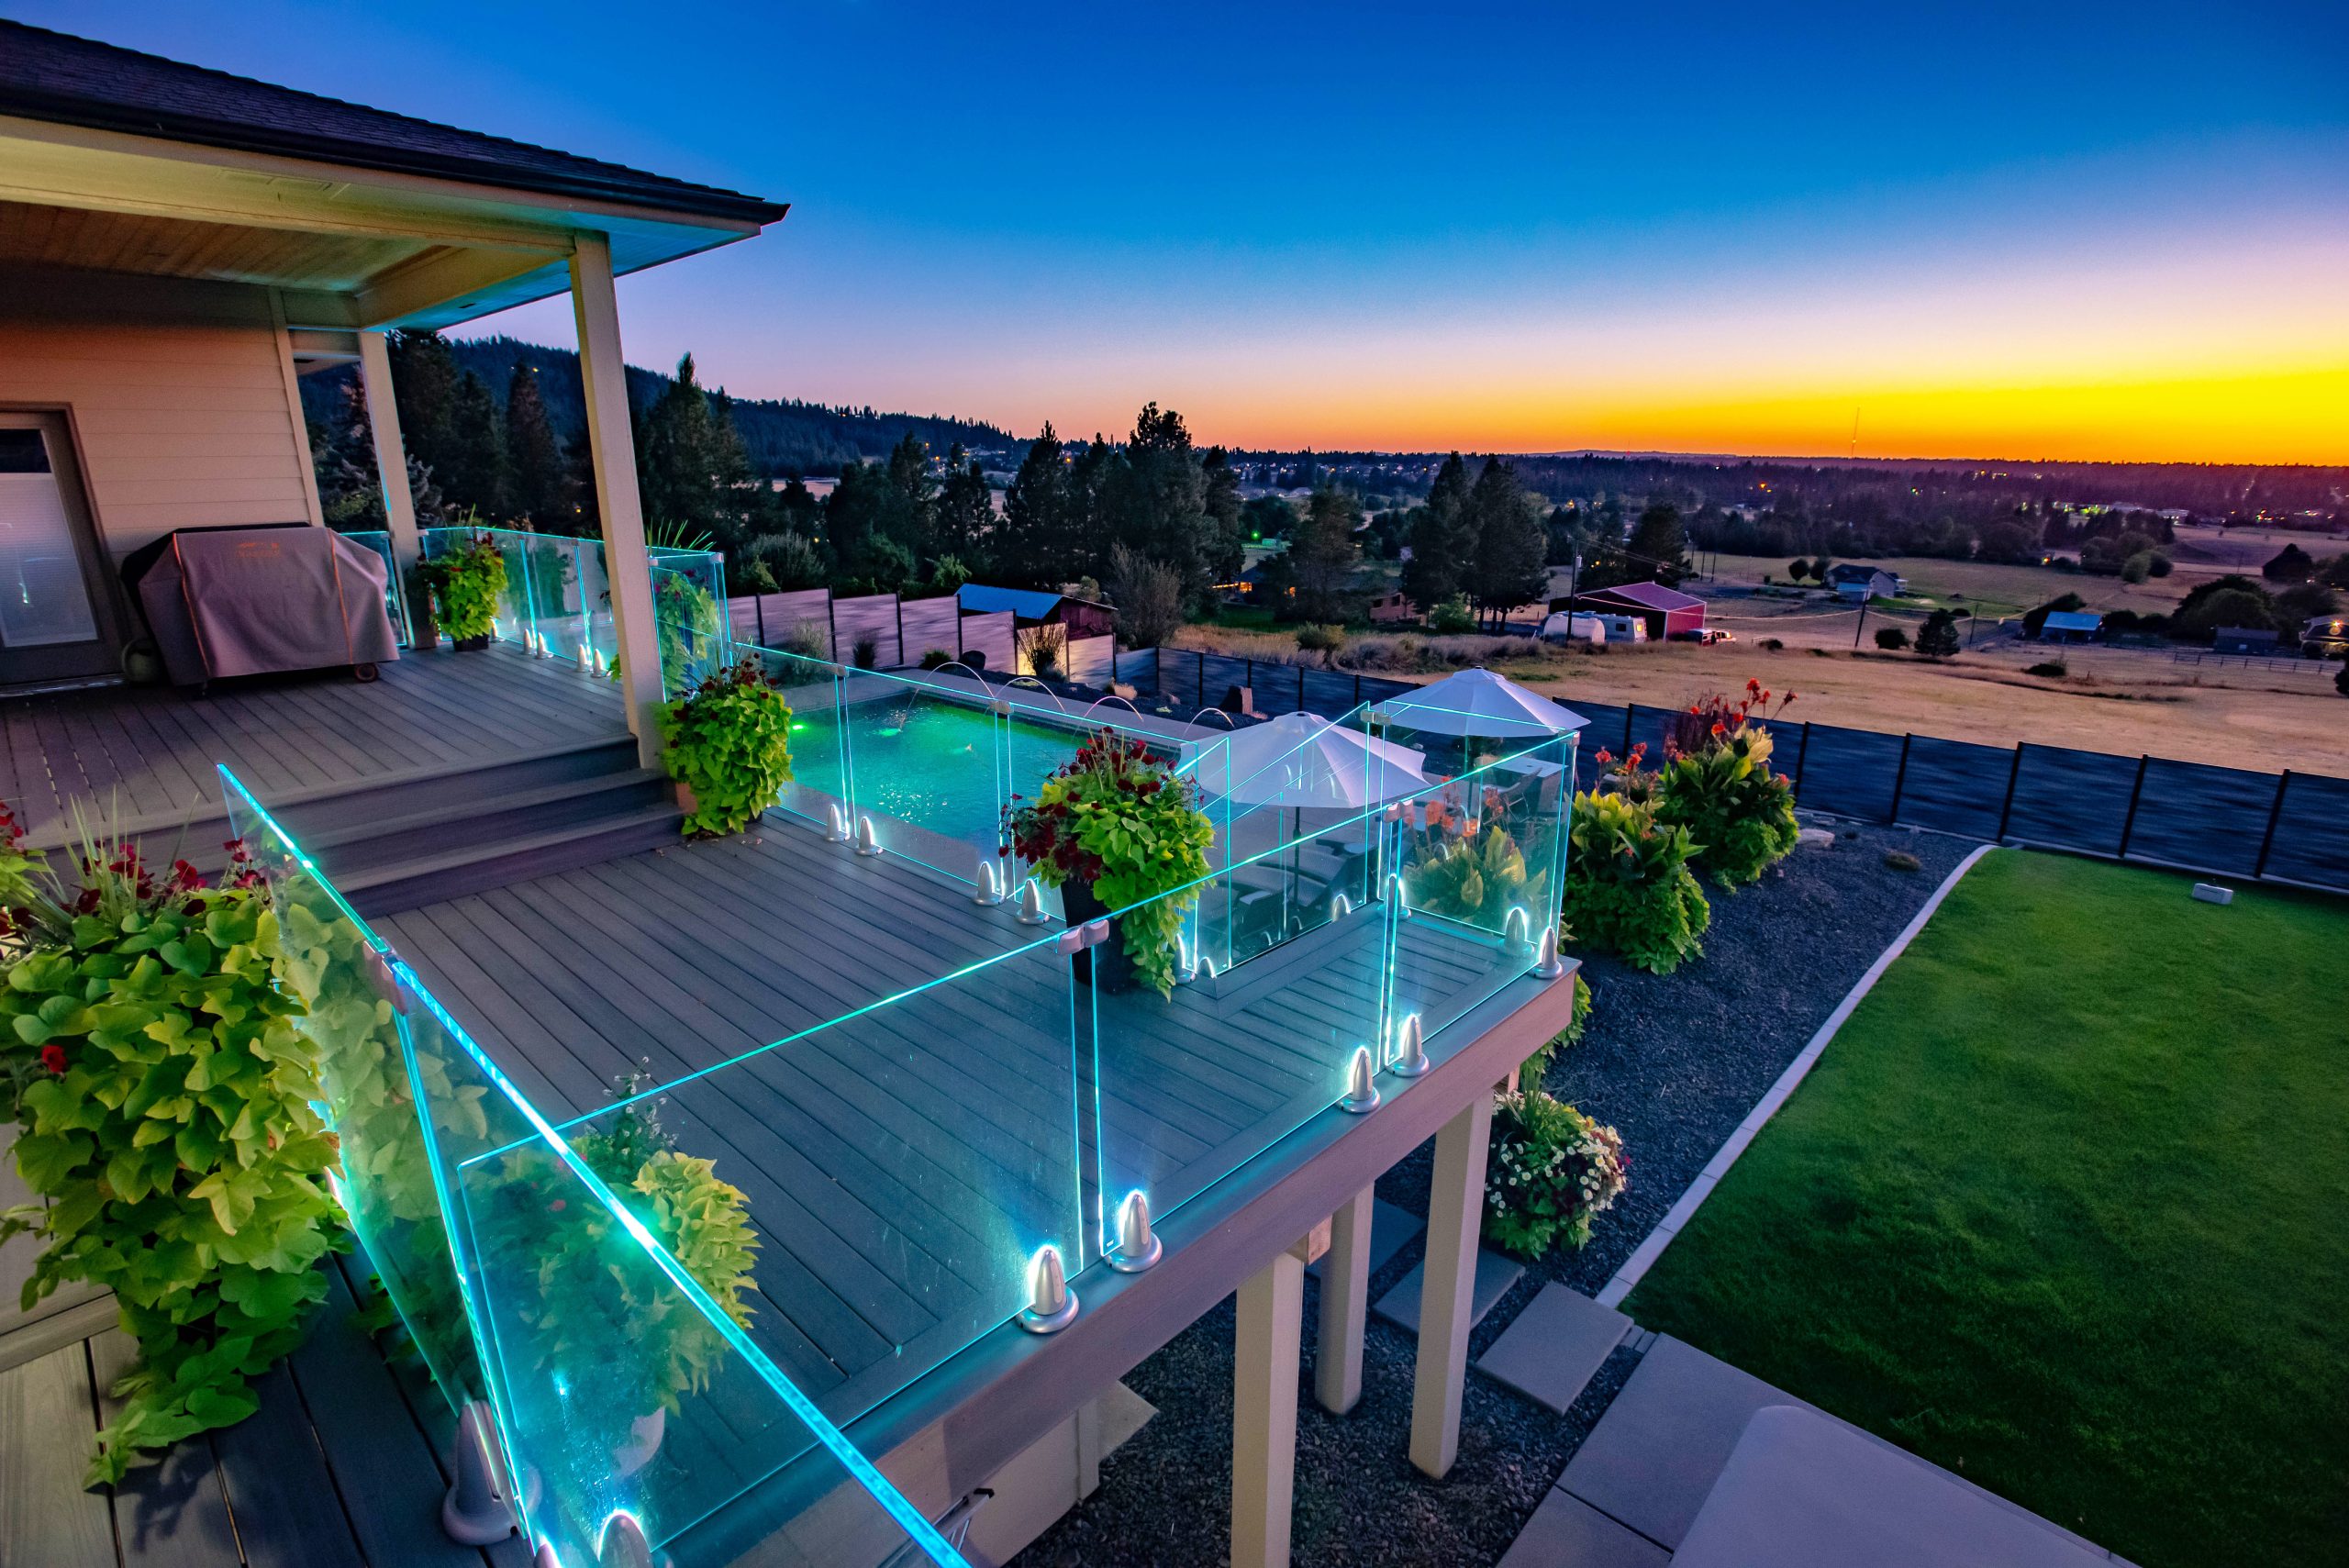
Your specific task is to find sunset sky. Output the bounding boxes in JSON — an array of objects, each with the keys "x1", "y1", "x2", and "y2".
[{"x1": 16, "y1": 1, "x2": 2347, "y2": 462}]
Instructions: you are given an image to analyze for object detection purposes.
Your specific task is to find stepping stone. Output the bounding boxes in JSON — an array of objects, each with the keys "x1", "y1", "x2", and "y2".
[
  {"x1": 1370, "y1": 1249, "x2": 1521, "y2": 1335},
  {"x1": 1305, "y1": 1198, "x2": 1423, "y2": 1283},
  {"x1": 1497, "y1": 1488, "x2": 1669, "y2": 1568},
  {"x1": 1475, "y1": 1283, "x2": 1633, "y2": 1413}
]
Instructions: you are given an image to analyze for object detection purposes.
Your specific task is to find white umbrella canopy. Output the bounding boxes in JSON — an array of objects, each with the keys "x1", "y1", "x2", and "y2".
[
  {"x1": 1376, "y1": 667, "x2": 1587, "y2": 738},
  {"x1": 1186, "y1": 711, "x2": 1428, "y2": 808}
]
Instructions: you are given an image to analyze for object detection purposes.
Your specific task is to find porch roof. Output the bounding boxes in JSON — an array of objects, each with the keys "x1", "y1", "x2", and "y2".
[{"x1": 0, "y1": 20, "x2": 786, "y2": 329}]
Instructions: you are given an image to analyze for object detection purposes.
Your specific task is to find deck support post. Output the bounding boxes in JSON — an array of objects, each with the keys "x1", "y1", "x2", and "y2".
[
  {"x1": 570, "y1": 231, "x2": 667, "y2": 769},
  {"x1": 1315, "y1": 1184, "x2": 1375, "y2": 1415},
  {"x1": 355, "y1": 328, "x2": 421, "y2": 584},
  {"x1": 1232, "y1": 1244, "x2": 1306, "y2": 1568},
  {"x1": 1410, "y1": 1090, "x2": 1495, "y2": 1478}
]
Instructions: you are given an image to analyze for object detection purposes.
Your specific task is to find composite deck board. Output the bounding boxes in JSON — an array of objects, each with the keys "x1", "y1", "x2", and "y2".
[
  {"x1": 380, "y1": 813, "x2": 1510, "y2": 1434},
  {"x1": 91, "y1": 1329, "x2": 244, "y2": 1568},
  {"x1": 4, "y1": 642, "x2": 625, "y2": 847}
]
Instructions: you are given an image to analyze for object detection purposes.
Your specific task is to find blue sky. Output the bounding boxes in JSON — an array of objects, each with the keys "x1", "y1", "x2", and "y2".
[{"x1": 12, "y1": 1, "x2": 2347, "y2": 458}]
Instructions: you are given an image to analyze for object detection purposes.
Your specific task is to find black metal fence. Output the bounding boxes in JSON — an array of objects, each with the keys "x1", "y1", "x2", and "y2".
[{"x1": 1129, "y1": 647, "x2": 2349, "y2": 895}]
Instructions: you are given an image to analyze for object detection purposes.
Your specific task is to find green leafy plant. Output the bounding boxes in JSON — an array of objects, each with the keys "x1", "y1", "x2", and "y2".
[
  {"x1": 659, "y1": 656, "x2": 795, "y2": 837},
  {"x1": 1484, "y1": 1088, "x2": 1627, "y2": 1258},
  {"x1": 1519, "y1": 972, "x2": 1595, "y2": 1086},
  {"x1": 1651, "y1": 683, "x2": 1801, "y2": 887},
  {"x1": 1406, "y1": 823, "x2": 1548, "y2": 929},
  {"x1": 1006, "y1": 731, "x2": 1215, "y2": 996},
  {"x1": 422, "y1": 534, "x2": 507, "y2": 641},
  {"x1": 919, "y1": 648, "x2": 955, "y2": 670},
  {"x1": 0, "y1": 807, "x2": 343, "y2": 1484},
  {"x1": 469, "y1": 1083, "x2": 758, "y2": 1429},
  {"x1": 1426, "y1": 594, "x2": 1476, "y2": 635},
  {"x1": 1559, "y1": 780, "x2": 1710, "y2": 973},
  {"x1": 656, "y1": 570, "x2": 724, "y2": 695}
]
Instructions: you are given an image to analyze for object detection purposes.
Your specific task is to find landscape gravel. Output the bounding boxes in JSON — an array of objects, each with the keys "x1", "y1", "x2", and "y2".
[{"x1": 1013, "y1": 817, "x2": 1979, "y2": 1568}]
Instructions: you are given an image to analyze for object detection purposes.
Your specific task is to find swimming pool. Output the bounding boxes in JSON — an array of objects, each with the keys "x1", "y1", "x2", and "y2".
[{"x1": 786, "y1": 695, "x2": 1086, "y2": 851}]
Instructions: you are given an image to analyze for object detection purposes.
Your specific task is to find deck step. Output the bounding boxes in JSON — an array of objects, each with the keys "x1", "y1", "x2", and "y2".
[
  {"x1": 298, "y1": 766, "x2": 673, "y2": 879},
  {"x1": 342, "y1": 802, "x2": 685, "y2": 917},
  {"x1": 272, "y1": 734, "x2": 641, "y2": 838}
]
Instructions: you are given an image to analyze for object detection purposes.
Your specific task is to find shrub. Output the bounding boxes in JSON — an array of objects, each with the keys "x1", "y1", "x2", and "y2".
[
  {"x1": 783, "y1": 618, "x2": 830, "y2": 661},
  {"x1": 852, "y1": 634, "x2": 880, "y2": 670},
  {"x1": 2171, "y1": 576, "x2": 2280, "y2": 640},
  {"x1": 1559, "y1": 787, "x2": 1709, "y2": 973},
  {"x1": 745, "y1": 530, "x2": 829, "y2": 592},
  {"x1": 2337, "y1": 663, "x2": 2349, "y2": 698},
  {"x1": 658, "y1": 656, "x2": 795, "y2": 837},
  {"x1": 2120, "y1": 551, "x2": 2153, "y2": 584},
  {"x1": 2027, "y1": 661, "x2": 2068, "y2": 677},
  {"x1": 1110, "y1": 543, "x2": 1186, "y2": 649},
  {"x1": 918, "y1": 648, "x2": 954, "y2": 671},
  {"x1": 1017, "y1": 622, "x2": 1066, "y2": 680},
  {"x1": 1427, "y1": 594, "x2": 1476, "y2": 635},
  {"x1": 1885, "y1": 850, "x2": 1921, "y2": 872},
  {"x1": 1645, "y1": 683, "x2": 1800, "y2": 889},
  {"x1": 1874, "y1": 626, "x2": 1909, "y2": 651},
  {"x1": 1406, "y1": 825, "x2": 1548, "y2": 929},
  {"x1": 1518, "y1": 972, "x2": 1595, "y2": 1086},
  {"x1": 422, "y1": 535, "x2": 506, "y2": 640},
  {"x1": 2147, "y1": 552, "x2": 2174, "y2": 577},
  {"x1": 1294, "y1": 623, "x2": 1348, "y2": 667},
  {"x1": 1005, "y1": 732, "x2": 1215, "y2": 996},
  {"x1": 0, "y1": 812, "x2": 341, "y2": 1484},
  {"x1": 1484, "y1": 1089, "x2": 1628, "y2": 1259},
  {"x1": 2264, "y1": 543, "x2": 2316, "y2": 583},
  {"x1": 1760, "y1": 637, "x2": 1785, "y2": 651}
]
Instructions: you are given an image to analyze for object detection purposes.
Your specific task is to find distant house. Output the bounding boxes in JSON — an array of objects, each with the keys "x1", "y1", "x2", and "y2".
[
  {"x1": 2212, "y1": 627, "x2": 2282, "y2": 656},
  {"x1": 1365, "y1": 588, "x2": 1416, "y2": 625},
  {"x1": 1824, "y1": 563, "x2": 1903, "y2": 601},
  {"x1": 1562, "y1": 581, "x2": 1706, "y2": 640},
  {"x1": 956, "y1": 584, "x2": 1116, "y2": 639},
  {"x1": 2039, "y1": 610, "x2": 2104, "y2": 643}
]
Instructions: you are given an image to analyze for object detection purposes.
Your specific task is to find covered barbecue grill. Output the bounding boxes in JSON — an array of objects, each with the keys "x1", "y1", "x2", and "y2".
[{"x1": 126, "y1": 525, "x2": 400, "y2": 688}]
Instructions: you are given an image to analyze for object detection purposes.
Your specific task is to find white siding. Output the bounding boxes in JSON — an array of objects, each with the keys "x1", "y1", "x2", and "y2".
[{"x1": 0, "y1": 268, "x2": 318, "y2": 562}]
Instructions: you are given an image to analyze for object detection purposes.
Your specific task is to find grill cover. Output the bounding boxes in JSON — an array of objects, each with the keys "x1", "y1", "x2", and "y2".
[{"x1": 133, "y1": 527, "x2": 399, "y2": 685}]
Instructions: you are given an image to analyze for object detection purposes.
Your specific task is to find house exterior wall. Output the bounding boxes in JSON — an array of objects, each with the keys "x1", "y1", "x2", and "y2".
[{"x1": 0, "y1": 266, "x2": 320, "y2": 565}]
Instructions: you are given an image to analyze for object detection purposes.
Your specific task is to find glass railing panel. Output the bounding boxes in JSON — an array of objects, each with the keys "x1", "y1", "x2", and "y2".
[
  {"x1": 832, "y1": 666, "x2": 1011, "y2": 892},
  {"x1": 332, "y1": 527, "x2": 409, "y2": 647},
  {"x1": 543, "y1": 929, "x2": 1087, "y2": 1434},
  {"x1": 1385, "y1": 731, "x2": 1577, "y2": 1044},
  {"x1": 652, "y1": 554, "x2": 732, "y2": 698},
  {"x1": 218, "y1": 766, "x2": 484, "y2": 1411},
  {"x1": 576, "y1": 535, "x2": 619, "y2": 676},
  {"x1": 738, "y1": 640, "x2": 851, "y2": 831},
  {"x1": 1081, "y1": 845, "x2": 1393, "y2": 1243}
]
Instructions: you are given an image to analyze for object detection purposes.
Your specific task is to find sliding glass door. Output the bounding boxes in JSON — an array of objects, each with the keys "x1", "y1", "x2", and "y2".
[{"x1": 0, "y1": 412, "x2": 117, "y2": 684}]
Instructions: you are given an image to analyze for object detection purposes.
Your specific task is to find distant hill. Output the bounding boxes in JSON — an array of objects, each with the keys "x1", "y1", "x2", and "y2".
[{"x1": 300, "y1": 334, "x2": 1018, "y2": 477}]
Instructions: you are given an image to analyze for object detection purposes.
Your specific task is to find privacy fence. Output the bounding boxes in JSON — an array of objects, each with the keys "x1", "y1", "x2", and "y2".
[{"x1": 1124, "y1": 646, "x2": 2349, "y2": 895}]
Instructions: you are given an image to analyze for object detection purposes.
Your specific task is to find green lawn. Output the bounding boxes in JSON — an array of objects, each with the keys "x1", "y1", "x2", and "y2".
[{"x1": 1626, "y1": 851, "x2": 2349, "y2": 1568}]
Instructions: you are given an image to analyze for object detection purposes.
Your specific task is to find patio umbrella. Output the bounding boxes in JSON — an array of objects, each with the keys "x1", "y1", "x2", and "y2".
[
  {"x1": 1186, "y1": 710, "x2": 1427, "y2": 807},
  {"x1": 1375, "y1": 667, "x2": 1587, "y2": 739}
]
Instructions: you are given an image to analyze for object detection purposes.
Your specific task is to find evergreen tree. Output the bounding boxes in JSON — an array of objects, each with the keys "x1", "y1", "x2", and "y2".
[
  {"x1": 932, "y1": 445, "x2": 994, "y2": 573},
  {"x1": 998, "y1": 423, "x2": 1073, "y2": 587},
  {"x1": 1402, "y1": 452, "x2": 1475, "y2": 611},
  {"x1": 1464, "y1": 458, "x2": 1547, "y2": 628},
  {"x1": 640, "y1": 353, "x2": 761, "y2": 549},
  {"x1": 1105, "y1": 403, "x2": 1210, "y2": 599},
  {"x1": 1200, "y1": 446, "x2": 1246, "y2": 586},
  {"x1": 1066, "y1": 434, "x2": 1118, "y2": 584},
  {"x1": 386, "y1": 329, "x2": 460, "y2": 482},
  {"x1": 1292, "y1": 486, "x2": 1364, "y2": 623},
  {"x1": 443, "y1": 370, "x2": 513, "y2": 519},
  {"x1": 1625, "y1": 502, "x2": 1692, "y2": 584},
  {"x1": 504, "y1": 361, "x2": 570, "y2": 531},
  {"x1": 882, "y1": 433, "x2": 937, "y2": 560},
  {"x1": 1916, "y1": 608, "x2": 1963, "y2": 658}
]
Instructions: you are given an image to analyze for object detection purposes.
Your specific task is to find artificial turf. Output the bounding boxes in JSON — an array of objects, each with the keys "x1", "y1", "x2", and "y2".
[{"x1": 1624, "y1": 849, "x2": 2349, "y2": 1568}]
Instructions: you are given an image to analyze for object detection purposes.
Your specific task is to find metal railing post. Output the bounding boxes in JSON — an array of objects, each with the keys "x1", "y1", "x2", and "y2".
[
  {"x1": 2254, "y1": 771, "x2": 2292, "y2": 879},
  {"x1": 1887, "y1": 733, "x2": 1913, "y2": 823},
  {"x1": 1792, "y1": 723, "x2": 1810, "y2": 797},
  {"x1": 2116, "y1": 755, "x2": 2150, "y2": 859}
]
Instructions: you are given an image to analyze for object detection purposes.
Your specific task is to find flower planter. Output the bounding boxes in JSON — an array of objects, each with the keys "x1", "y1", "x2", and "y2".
[
  {"x1": 1060, "y1": 879, "x2": 1137, "y2": 994},
  {"x1": 452, "y1": 634, "x2": 491, "y2": 652}
]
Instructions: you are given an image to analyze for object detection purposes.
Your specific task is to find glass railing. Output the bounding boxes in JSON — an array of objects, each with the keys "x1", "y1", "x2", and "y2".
[
  {"x1": 417, "y1": 524, "x2": 729, "y2": 686},
  {"x1": 331, "y1": 527, "x2": 410, "y2": 645},
  {"x1": 217, "y1": 764, "x2": 963, "y2": 1568}
]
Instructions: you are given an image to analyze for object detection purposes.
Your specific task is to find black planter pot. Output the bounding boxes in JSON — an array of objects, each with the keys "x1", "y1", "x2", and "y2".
[
  {"x1": 453, "y1": 634, "x2": 491, "y2": 652},
  {"x1": 1059, "y1": 880, "x2": 1136, "y2": 993}
]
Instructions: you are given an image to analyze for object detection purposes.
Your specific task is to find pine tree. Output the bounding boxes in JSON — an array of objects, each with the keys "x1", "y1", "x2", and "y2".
[
  {"x1": 1106, "y1": 403, "x2": 1211, "y2": 600},
  {"x1": 1201, "y1": 446, "x2": 1245, "y2": 586},
  {"x1": 998, "y1": 423, "x2": 1072, "y2": 587},
  {"x1": 882, "y1": 433, "x2": 938, "y2": 562},
  {"x1": 1292, "y1": 486, "x2": 1364, "y2": 622},
  {"x1": 1464, "y1": 458, "x2": 1546, "y2": 628},
  {"x1": 443, "y1": 370, "x2": 513, "y2": 519},
  {"x1": 1402, "y1": 452, "x2": 1474, "y2": 612},
  {"x1": 504, "y1": 361, "x2": 570, "y2": 531},
  {"x1": 1625, "y1": 502, "x2": 1692, "y2": 584},
  {"x1": 932, "y1": 445, "x2": 994, "y2": 573}
]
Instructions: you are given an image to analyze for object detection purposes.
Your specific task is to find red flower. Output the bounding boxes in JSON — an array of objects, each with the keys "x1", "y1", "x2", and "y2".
[{"x1": 39, "y1": 1043, "x2": 66, "y2": 1075}]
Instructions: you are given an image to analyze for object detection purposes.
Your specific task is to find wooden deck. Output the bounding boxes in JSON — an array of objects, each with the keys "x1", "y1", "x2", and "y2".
[
  {"x1": 0, "y1": 1251, "x2": 529, "y2": 1568},
  {"x1": 375, "y1": 814, "x2": 1518, "y2": 1436},
  {"x1": 0, "y1": 642, "x2": 625, "y2": 849}
]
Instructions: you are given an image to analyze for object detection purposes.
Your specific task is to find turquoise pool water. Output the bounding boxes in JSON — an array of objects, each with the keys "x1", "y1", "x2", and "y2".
[{"x1": 788, "y1": 697, "x2": 1085, "y2": 849}]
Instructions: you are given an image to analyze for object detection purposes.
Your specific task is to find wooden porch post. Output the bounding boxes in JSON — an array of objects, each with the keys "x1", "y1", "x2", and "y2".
[
  {"x1": 1314, "y1": 1184, "x2": 1374, "y2": 1415},
  {"x1": 1233, "y1": 1245, "x2": 1306, "y2": 1568},
  {"x1": 568, "y1": 232, "x2": 665, "y2": 768},
  {"x1": 354, "y1": 328, "x2": 420, "y2": 579},
  {"x1": 1409, "y1": 1091, "x2": 1494, "y2": 1478}
]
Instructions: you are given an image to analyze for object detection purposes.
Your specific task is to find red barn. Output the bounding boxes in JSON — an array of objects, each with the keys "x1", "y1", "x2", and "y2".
[{"x1": 1562, "y1": 581, "x2": 1707, "y2": 640}]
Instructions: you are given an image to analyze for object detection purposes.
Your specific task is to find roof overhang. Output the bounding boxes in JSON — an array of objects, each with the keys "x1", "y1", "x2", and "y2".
[{"x1": 0, "y1": 111, "x2": 777, "y2": 329}]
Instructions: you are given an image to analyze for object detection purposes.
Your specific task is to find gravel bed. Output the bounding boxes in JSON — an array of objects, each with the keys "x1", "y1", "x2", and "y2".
[{"x1": 1013, "y1": 818, "x2": 1977, "y2": 1568}]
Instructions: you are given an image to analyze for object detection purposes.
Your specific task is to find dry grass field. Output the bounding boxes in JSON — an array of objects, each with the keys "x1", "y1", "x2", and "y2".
[{"x1": 1169, "y1": 626, "x2": 2349, "y2": 775}]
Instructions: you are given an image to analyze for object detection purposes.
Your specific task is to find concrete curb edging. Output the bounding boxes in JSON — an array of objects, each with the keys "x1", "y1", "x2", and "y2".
[{"x1": 1595, "y1": 843, "x2": 1998, "y2": 1309}]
